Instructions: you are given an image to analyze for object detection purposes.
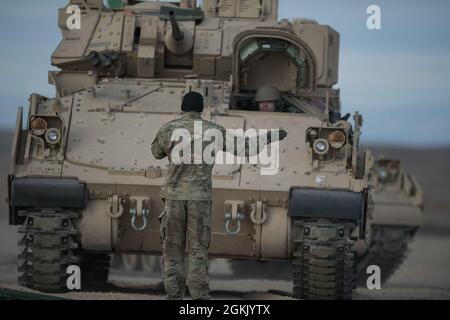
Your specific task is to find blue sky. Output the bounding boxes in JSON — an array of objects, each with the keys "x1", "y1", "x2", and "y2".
[{"x1": 0, "y1": 0, "x2": 449, "y2": 146}]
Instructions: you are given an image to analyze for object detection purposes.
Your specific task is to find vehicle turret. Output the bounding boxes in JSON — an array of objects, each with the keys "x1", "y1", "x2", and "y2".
[{"x1": 164, "y1": 10, "x2": 194, "y2": 55}]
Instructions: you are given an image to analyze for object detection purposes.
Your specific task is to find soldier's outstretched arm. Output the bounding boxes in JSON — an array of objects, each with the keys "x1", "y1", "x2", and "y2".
[
  {"x1": 244, "y1": 129, "x2": 288, "y2": 157},
  {"x1": 266, "y1": 129, "x2": 288, "y2": 144},
  {"x1": 223, "y1": 128, "x2": 288, "y2": 157}
]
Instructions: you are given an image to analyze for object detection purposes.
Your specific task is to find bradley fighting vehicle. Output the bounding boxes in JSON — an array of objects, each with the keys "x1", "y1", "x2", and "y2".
[{"x1": 6, "y1": 0, "x2": 420, "y2": 299}]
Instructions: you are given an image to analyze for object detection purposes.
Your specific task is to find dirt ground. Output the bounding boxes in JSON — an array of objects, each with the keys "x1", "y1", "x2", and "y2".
[{"x1": 1, "y1": 130, "x2": 449, "y2": 300}]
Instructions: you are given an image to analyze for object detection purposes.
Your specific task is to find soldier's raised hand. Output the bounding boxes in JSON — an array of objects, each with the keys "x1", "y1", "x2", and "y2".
[
  {"x1": 267, "y1": 129, "x2": 288, "y2": 143},
  {"x1": 278, "y1": 129, "x2": 288, "y2": 141}
]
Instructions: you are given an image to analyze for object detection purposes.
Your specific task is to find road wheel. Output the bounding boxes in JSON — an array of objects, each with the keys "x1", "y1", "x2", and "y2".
[
  {"x1": 141, "y1": 255, "x2": 162, "y2": 273},
  {"x1": 121, "y1": 254, "x2": 140, "y2": 271}
]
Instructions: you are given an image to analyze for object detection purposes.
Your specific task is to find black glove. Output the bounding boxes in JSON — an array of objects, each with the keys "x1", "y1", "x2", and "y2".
[{"x1": 267, "y1": 129, "x2": 288, "y2": 144}]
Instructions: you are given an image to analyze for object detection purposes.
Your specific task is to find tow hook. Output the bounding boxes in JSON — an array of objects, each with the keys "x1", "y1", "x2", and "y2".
[
  {"x1": 224, "y1": 201, "x2": 246, "y2": 235},
  {"x1": 130, "y1": 197, "x2": 151, "y2": 231}
]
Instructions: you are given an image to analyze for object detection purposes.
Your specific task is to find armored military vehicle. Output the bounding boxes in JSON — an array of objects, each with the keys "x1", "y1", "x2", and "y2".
[
  {"x1": 356, "y1": 158, "x2": 423, "y2": 285},
  {"x1": 8, "y1": 0, "x2": 381, "y2": 299}
]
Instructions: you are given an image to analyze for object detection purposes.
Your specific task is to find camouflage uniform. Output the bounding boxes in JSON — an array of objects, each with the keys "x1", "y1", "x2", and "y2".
[
  {"x1": 152, "y1": 112, "x2": 283, "y2": 299},
  {"x1": 151, "y1": 112, "x2": 225, "y2": 300},
  {"x1": 158, "y1": 200, "x2": 211, "y2": 299}
]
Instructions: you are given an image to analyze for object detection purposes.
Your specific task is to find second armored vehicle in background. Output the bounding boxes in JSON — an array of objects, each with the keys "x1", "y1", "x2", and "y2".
[{"x1": 357, "y1": 158, "x2": 423, "y2": 285}]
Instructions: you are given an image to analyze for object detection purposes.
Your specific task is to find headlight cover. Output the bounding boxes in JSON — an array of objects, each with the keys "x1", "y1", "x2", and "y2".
[
  {"x1": 45, "y1": 128, "x2": 61, "y2": 145},
  {"x1": 30, "y1": 118, "x2": 47, "y2": 136},
  {"x1": 328, "y1": 130, "x2": 346, "y2": 149},
  {"x1": 377, "y1": 167, "x2": 389, "y2": 182},
  {"x1": 313, "y1": 139, "x2": 330, "y2": 155}
]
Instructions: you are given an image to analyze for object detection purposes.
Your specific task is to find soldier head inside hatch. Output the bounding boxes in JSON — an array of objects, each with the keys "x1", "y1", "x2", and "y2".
[{"x1": 255, "y1": 85, "x2": 280, "y2": 112}]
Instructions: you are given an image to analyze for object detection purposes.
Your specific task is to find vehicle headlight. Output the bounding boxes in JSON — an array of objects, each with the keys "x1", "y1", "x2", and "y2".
[
  {"x1": 45, "y1": 128, "x2": 61, "y2": 145},
  {"x1": 328, "y1": 130, "x2": 346, "y2": 149},
  {"x1": 313, "y1": 139, "x2": 329, "y2": 155},
  {"x1": 377, "y1": 167, "x2": 389, "y2": 182},
  {"x1": 30, "y1": 118, "x2": 47, "y2": 136},
  {"x1": 387, "y1": 162, "x2": 400, "y2": 176}
]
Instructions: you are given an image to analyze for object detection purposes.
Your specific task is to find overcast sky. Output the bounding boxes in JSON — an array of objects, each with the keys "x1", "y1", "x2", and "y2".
[{"x1": 0, "y1": 0, "x2": 449, "y2": 146}]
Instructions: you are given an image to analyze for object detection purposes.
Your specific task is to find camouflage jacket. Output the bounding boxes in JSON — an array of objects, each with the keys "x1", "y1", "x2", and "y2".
[
  {"x1": 151, "y1": 112, "x2": 276, "y2": 200},
  {"x1": 151, "y1": 112, "x2": 226, "y2": 201}
]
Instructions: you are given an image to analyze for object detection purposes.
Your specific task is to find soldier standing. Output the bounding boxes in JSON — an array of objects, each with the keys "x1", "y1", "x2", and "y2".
[{"x1": 151, "y1": 91, "x2": 287, "y2": 300}]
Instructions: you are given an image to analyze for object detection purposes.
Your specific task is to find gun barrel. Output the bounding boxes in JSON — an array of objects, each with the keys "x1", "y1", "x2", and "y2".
[{"x1": 169, "y1": 10, "x2": 184, "y2": 41}]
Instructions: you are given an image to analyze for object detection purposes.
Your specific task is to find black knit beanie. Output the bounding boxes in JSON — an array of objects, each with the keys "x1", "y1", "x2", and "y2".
[{"x1": 181, "y1": 91, "x2": 204, "y2": 113}]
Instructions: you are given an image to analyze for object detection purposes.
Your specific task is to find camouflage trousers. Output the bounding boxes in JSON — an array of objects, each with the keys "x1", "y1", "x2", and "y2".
[{"x1": 159, "y1": 200, "x2": 212, "y2": 300}]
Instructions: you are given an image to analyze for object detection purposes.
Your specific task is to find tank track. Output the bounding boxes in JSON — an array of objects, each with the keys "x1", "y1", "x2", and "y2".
[
  {"x1": 292, "y1": 219, "x2": 356, "y2": 300},
  {"x1": 17, "y1": 209, "x2": 110, "y2": 293},
  {"x1": 80, "y1": 253, "x2": 111, "y2": 290},
  {"x1": 356, "y1": 225, "x2": 416, "y2": 286}
]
